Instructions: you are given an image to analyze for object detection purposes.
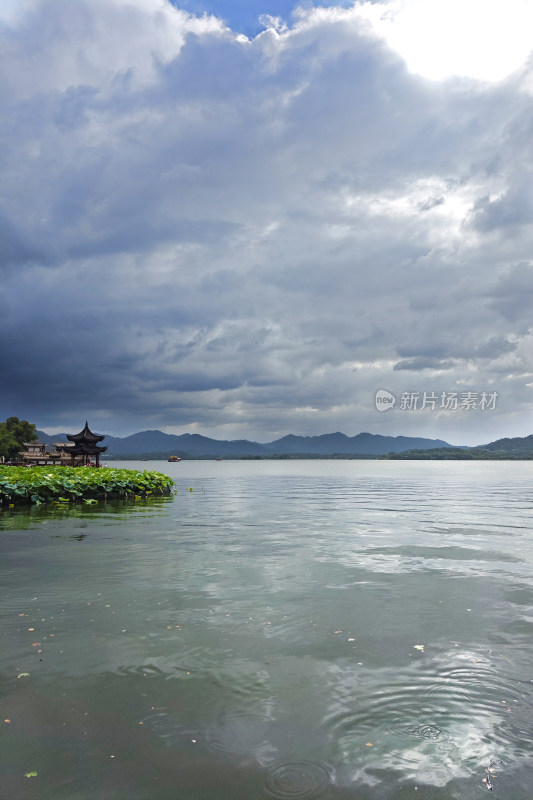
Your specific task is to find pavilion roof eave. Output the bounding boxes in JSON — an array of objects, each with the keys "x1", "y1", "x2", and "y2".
[
  {"x1": 67, "y1": 421, "x2": 105, "y2": 444},
  {"x1": 63, "y1": 444, "x2": 108, "y2": 455}
]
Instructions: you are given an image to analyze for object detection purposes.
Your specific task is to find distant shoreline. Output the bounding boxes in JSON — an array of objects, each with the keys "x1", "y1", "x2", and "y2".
[{"x1": 105, "y1": 450, "x2": 533, "y2": 462}]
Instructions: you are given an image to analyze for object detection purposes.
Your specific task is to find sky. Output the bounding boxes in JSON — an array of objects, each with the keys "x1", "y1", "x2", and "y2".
[{"x1": 2, "y1": 0, "x2": 533, "y2": 445}]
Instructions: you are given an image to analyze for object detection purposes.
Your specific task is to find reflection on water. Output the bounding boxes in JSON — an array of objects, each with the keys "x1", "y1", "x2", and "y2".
[
  {"x1": 0, "y1": 493, "x2": 174, "y2": 530},
  {"x1": 1, "y1": 461, "x2": 533, "y2": 799},
  {"x1": 206, "y1": 713, "x2": 276, "y2": 757}
]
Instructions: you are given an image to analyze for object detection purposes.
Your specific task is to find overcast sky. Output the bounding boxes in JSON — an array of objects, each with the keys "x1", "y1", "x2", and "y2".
[{"x1": 2, "y1": 0, "x2": 533, "y2": 445}]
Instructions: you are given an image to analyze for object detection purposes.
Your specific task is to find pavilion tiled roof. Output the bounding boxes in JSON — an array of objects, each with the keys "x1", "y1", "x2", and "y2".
[{"x1": 67, "y1": 421, "x2": 105, "y2": 444}]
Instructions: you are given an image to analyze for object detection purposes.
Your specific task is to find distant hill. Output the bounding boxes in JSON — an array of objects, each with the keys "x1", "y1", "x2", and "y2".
[
  {"x1": 479, "y1": 434, "x2": 533, "y2": 453},
  {"x1": 36, "y1": 431, "x2": 68, "y2": 444},
  {"x1": 37, "y1": 428, "x2": 454, "y2": 458},
  {"x1": 263, "y1": 431, "x2": 452, "y2": 456},
  {"x1": 385, "y1": 433, "x2": 533, "y2": 460},
  {"x1": 103, "y1": 431, "x2": 269, "y2": 458}
]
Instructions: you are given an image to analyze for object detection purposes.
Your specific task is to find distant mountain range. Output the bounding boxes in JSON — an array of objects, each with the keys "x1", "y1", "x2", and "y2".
[
  {"x1": 37, "y1": 429, "x2": 455, "y2": 459},
  {"x1": 36, "y1": 428, "x2": 533, "y2": 460}
]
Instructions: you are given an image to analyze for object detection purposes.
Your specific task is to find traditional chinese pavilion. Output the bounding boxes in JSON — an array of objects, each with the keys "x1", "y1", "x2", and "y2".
[
  {"x1": 64, "y1": 421, "x2": 107, "y2": 467},
  {"x1": 18, "y1": 441, "x2": 66, "y2": 466}
]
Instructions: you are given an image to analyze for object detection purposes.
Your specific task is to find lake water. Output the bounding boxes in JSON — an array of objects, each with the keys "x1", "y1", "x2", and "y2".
[{"x1": 1, "y1": 460, "x2": 532, "y2": 799}]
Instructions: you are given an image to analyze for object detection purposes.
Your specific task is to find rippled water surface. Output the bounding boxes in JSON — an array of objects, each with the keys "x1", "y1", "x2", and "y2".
[{"x1": 1, "y1": 460, "x2": 532, "y2": 799}]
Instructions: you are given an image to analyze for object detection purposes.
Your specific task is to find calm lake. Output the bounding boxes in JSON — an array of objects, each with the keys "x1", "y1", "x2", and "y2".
[{"x1": 1, "y1": 460, "x2": 532, "y2": 799}]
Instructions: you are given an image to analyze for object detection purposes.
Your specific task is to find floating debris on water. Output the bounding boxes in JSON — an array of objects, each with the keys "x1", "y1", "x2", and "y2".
[
  {"x1": 482, "y1": 759, "x2": 503, "y2": 791},
  {"x1": 482, "y1": 772, "x2": 493, "y2": 791}
]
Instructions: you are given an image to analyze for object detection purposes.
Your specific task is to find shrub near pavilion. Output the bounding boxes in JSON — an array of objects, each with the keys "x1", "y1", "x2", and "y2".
[
  {"x1": 0, "y1": 417, "x2": 37, "y2": 461},
  {"x1": 0, "y1": 466, "x2": 174, "y2": 506}
]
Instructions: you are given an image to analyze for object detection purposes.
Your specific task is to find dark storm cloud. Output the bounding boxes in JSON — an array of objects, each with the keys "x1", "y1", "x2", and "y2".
[
  {"x1": 0, "y1": 215, "x2": 49, "y2": 269},
  {"x1": 2, "y1": 0, "x2": 533, "y2": 442}
]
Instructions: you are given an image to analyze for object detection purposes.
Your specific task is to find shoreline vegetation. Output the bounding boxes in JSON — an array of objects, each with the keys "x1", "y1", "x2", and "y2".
[
  {"x1": 0, "y1": 466, "x2": 174, "y2": 507},
  {"x1": 382, "y1": 447, "x2": 533, "y2": 460}
]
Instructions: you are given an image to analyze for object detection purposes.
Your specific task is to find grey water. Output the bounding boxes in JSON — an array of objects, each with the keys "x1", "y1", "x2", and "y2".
[{"x1": 1, "y1": 460, "x2": 532, "y2": 799}]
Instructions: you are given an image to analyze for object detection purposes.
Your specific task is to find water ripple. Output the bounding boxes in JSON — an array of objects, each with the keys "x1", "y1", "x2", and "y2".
[
  {"x1": 139, "y1": 709, "x2": 189, "y2": 746},
  {"x1": 263, "y1": 761, "x2": 332, "y2": 798},
  {"x1": 319, "y1": 650, "x2": 533, "y2": 788},
  {"x1": 407, "y1": 724, "x2": 442, "y2": 740}
]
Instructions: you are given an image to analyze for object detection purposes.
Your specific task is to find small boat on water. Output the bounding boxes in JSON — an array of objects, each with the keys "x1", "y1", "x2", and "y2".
[{"x1": 167, "y1": 455, "x2": 182, "y2": 462}]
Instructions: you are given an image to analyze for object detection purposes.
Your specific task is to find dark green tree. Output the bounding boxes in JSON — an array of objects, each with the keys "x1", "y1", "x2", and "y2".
[{"x1": 0, "y1": 417, "x2": 38, "y2": 460}]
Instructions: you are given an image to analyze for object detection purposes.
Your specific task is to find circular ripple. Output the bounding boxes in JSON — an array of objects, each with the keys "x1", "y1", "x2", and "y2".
[
  {"x1": 324, "y1": 674, "x2": 446, "y2": 742},
  {"x1": 264, "y1": 761, "x2": 331, "y2": 798},
  {"x1": 140, "y1": 711, "x2": 183, "y2": 744},
  {"x1": 408, "y1": 724, "x2": 442, "y2": 740},
  {"x1": 423, "y1": 665, "x2": 532, "y2": 749},
  {"x1": 206, "y1": 713, "x2": 273, "y2": 755}
]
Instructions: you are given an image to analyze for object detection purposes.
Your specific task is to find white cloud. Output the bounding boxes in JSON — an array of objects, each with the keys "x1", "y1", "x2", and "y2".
[
  {"x1": 0, "y1": 0, "x2": 227, "y2": 97},
  {"x1": 359, "y1": 0, "x2": 533, "y2": 82}
]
